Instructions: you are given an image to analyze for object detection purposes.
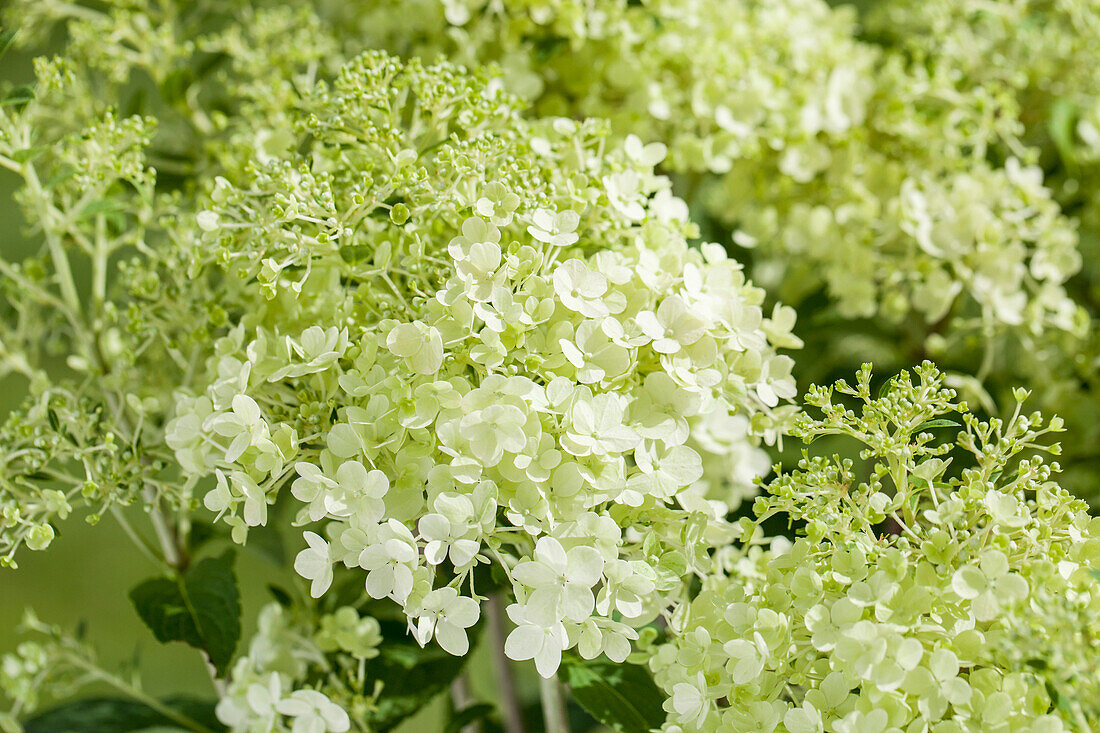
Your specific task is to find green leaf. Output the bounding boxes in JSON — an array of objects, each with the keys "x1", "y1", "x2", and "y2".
[
  {"x1": 877, "y1": 376, "x2": 895, "y2": 400},
  {"x1": 77, "y1": 198, "x2": 127, "y2": 221},
  {"x1": 1049, "y1": 97, "x2": 1078, "y2": 164},
  {"x1": 0, "y1": 29, "x2": 16, "y2": 59},
  {"x1": 915, "y1": 419, "x2": 960, "y2": 431},
  {"x1": 359, "y1": 612, "x2": 479, "y2": 731},
  {"x1": 242, "y1": 520, "x2": 286, "y2": 565},
  {"x1": 129, "y1": 550, "x2": 241, "y2": 675},
  {"x1": 11, "y1": 145, "x2": 46, "y2": 164},
  {"x1": 561, "y1": 655, "x2": 667, "y2": 733},
  {"x1": 444, "y1": 704, "x2": 497, "y2": 733},
  {"x1": 185, "y1": 520, "x2": 223, "y2": 552},
  {"x1": 44, "y1": 167, "x2": 78, "y2": 189},
  {"x1": 266, "y1": 583, "x2": 294, "y2": 608},
  {"x1": 23, "y1": 696, "x2": 224, "y2": 733},
  {"x1": 1, "y1": 85, "x2": 35, "y2": 109}
]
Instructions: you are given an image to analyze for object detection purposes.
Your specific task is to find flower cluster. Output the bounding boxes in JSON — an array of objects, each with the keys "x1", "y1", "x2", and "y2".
[
  {"x1": 860, "y1": 0, "x2": 1100, "y2": 498},
  {"x1": 0, "y1": 48, "x2": 190, "y2": 566},
  {"x1": 215, "y1": 603, "x2": 381, "y2": 733},
  {"x1": 348, "y1": 0, "x2": 1100, "y2": 504},
  {"x1": 4, "y1": 1, "x2": 1100, "y2": 731},
  {"x1": 354, "y1": 0, "x2": 1086, "y2": 361},
  {"x1": 166, "y1": 51, "x2": 799, "y2": 676},
  {"x1": 648, "y1": 363, "x2": 1100, "y2": 731}
]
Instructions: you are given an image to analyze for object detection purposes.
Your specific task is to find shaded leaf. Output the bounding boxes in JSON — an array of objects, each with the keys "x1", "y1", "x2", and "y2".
[
  {"x1": 1, "y1": 85, "x2": 34, "y2": 109},
  {"x1": 11, "y1": 145, "x2": 46, "y2": 164},
  {"x1": 23, "y1": 695, "x2": 223, "y2": 733},
  {"x1": 266, "y1": 583, "x2": 294, "y2": 608},
  {"x1": 129, "y1": 550, "x2": 240, "y2": 675},
  {"x1": 562, "y1": 655, "x2": 666, "y2": 733},
  {"x1": 242, "y1": 520, "x2": 286, "y2": 565},
  {"x1": 1049, "y1": 97, "x2": 1078, "y2": 164},
  {"x1": 444, "y1": 704, "x2": 497, "y2": 733},
  {"x1": 186, "y1": 520, "x2": 223, "y2": 552},
  {"x1": 0, "y1": 29, "x2": 15, "y2": 59},
  {"x1": 77, "y1": 198, "x2": 127, "y2": 221},
  {"x1": 359, "y1": 612, "x2": 479, "y2": 731}
]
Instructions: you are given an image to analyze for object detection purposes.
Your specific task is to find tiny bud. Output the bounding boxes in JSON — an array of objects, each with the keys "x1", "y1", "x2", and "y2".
[
  {"x1": 390, "y1": 203, "x2": 410, "y2": 225},
  {"x1": 197, "y1": 210, "x2": 220, "y2": 232}
]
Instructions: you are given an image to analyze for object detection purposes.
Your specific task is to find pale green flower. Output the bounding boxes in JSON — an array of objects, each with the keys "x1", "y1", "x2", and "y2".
[
  {"x1": 411, "y1": 586, "x2": 480, "y2": 656},
  {"x1": 294, "y1": 531, "x2": 334, "y2": 598},
  {"x1": 314, "y1": 607, "x2": 382, "y2": 659},
  {"x1": 275, "y1": 689, "x2": 351, "y2": 733},
  {"x1": 648, "y1": 364, "x2": 1100, "y2": 731}
]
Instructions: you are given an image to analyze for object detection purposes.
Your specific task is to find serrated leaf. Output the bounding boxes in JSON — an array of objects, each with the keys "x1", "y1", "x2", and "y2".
[
  {"x1": 916, "y1": 419, "x2": 960, "y2": 430},
  {"x1": 562, "y1": 655, "x2": 666, "y2": 733},
  {"x1": 23, "y1": 695, "x2": 223, "y2": 733},
  {"x1": 129, "y1": 550, "x2": 240, "y2": 675}
]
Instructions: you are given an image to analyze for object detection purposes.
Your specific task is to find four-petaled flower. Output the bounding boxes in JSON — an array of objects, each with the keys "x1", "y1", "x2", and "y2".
[
  {"x1": 411, "y1": 586, "x2": 481, "y2": 655},
  {"x1": 528, "y1": 208, "x2": 581, "y2": 247},
  {"x1": 512, "y1": 536, "x2": 605, "y2": 625},
  {"x1": 294, "y1": 531, "x2": 334, "y2": 598},
  {"x1": 275, "y1": 689, "x2": 351, "y2": 733}
]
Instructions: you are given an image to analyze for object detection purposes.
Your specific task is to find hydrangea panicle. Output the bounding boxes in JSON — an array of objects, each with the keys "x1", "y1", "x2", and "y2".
[{"x1": 648, "y1": 363, "x2": 1100, "y2": 731}]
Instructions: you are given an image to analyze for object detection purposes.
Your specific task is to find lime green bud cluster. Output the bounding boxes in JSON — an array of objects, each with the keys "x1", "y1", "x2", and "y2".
[
  {"x1": 648, "y1": 364, "x2": 1100, "y2": 731},
  {"x1": 215, "y1": 603, "x2": 378, "y2": 732}
]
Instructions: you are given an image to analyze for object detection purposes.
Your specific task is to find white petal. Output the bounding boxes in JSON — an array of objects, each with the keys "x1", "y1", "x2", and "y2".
[
  {"x1": 533, "y1": 636, "x2": 563, "y2": 678},
  {"x1": 535, "y1": 536, "x2": 568, "y2": 573},
  {"x1": 436, "y1": 622, "x2": 470, "y2": 656},
  {"x1": 504, "y1": 624, "x2": 544, "y2": 662}
]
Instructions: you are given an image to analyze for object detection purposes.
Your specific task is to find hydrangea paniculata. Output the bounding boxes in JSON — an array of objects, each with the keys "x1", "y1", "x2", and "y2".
[
  {"x1": 166, "y1": 52, "x2": 800, "y2": 676},
  {"x1": 648, "y1": 363, "x2": 1100, "y2": 731}
]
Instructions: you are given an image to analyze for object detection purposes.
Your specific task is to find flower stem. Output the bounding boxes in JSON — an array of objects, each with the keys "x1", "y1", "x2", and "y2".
[
  {"x1": 143, "y1": 487, "x2": 182, "y2": 569},
  {"x1": 450, "y1": 674, "x2": 480, "y2": 733},
  {"x1": 538, "y1": 674, "x2": 570, "y2": 733},
  {"x1": 486, "y1": 594, "x2": 525, "y2": 733},
  {"x1": 108, "y1": 505, "x2": 166, "y2": 570},
  {"x1": 64, "y1": 653, "x2": 216, "y2": 733}
]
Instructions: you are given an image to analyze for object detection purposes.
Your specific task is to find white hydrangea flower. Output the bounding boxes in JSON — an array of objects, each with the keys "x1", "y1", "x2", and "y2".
[
  {"x1": 169, "y1": 54, "x2": 800, "y2": 676},
  {"x1": 294, "y1": 531, "x2": 333, "y2": 598},
  {"x1": 274, "y1": 689, "x2": 350, "y2": 733},
  {"x1": 527, "y1": 208, "x2": 581, "y2": 247},
  {"x1": 410, "y1": 586, "x2": 480, "y2": 656},
  {"x1": 648, "y1": 365, "x2": 1100, "y2": 731},
  {"x1": 511, "y1": 537, "x2": 604, "y2": 626}
]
